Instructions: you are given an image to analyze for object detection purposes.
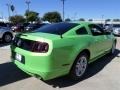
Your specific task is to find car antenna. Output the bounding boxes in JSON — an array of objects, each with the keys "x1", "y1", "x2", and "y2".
[
  {"x1": 59, "y1": 31, "x2": 63, "y2": 38},
  {"x1": 56, "y1": 27, "x2": 63, "y2": 38},
  {"x1": 60, "y1": 34, "x2": 63, "y2": 38}
]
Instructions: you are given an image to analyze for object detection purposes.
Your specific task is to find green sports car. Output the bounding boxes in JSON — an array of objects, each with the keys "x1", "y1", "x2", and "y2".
[{"x1": 11, "y1": 22, "x2": 116, "y2": 80}]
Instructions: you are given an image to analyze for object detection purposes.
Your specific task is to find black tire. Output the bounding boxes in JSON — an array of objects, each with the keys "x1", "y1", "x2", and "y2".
[
  {"x1": 69, "y1": 52, "x2": 88, "y2": 80},
  {"x1": 2, "y1": 33, "x2": 13, "y2": 43}
]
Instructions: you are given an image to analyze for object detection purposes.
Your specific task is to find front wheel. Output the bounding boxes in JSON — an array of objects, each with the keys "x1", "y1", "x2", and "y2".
[
  {"x1": 109, "y1": 42, "x2": 116, "y2": 55},
  {"x1": 70, "y1": 52, "x2": 88, "y2": 80},
  {"x1": 2, "y1": 33, "x2": 13, "y2": 43}
]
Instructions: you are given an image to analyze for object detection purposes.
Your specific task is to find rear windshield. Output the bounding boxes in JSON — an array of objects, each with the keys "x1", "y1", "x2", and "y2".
[{"x1": 34, "y1": 23, "x2": 79, "y2": 35}]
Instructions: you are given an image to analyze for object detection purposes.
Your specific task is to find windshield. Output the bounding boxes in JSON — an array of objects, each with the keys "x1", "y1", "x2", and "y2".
[{"x1": 34, "y1": 23, "x2": 79, "y2": 35}]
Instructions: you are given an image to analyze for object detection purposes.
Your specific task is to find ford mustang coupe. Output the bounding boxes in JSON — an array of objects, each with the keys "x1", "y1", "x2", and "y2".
[{"x1": 11, "y1": 22, "x2": 116, "y2": 80}]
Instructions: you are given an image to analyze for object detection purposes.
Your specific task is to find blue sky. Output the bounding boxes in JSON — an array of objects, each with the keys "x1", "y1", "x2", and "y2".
[{"x1": 0, "y1": 0, "x2": 120, "y2": 20}]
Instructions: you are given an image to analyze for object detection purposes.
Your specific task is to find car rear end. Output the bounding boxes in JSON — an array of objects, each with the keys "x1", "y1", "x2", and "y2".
[
  {"x1": 11, "y1": 23, "x2": 80, "y2": 80},
  {"x1": 11, "y1": 33, "x2": 57, "y2": 80},
  {"x1": 11, "y1": 32, "x2": 70, "y2": 80}
]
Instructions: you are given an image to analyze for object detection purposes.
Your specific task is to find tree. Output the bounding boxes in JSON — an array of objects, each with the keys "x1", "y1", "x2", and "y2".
[
  {"x1": 9, "y1": 15, "x2": 25, "y2": 24},
  {"x1": 65, "y1": 18, "x2": 71, "y2": 22},
  {"x1": 79, "y1": 18, "x2": 85, "y2": 21},
  {"x1": 105, "y1": 19, "x2": 111, "y2": 22},
  {"x1": 88, "y1": 19, "x2": 93, "y2": 21},
  {"x1": 42, "y1": 11, "x2": 62, "y2": 23},
  {"x1": 25, "y1": 10, "x2": 39, "y2": 22},
  {"x1": 113, "y1": 19, "x2": 120, "y2": 22}
]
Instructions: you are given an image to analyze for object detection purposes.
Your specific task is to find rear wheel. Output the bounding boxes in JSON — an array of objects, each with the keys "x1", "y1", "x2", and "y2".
[
  {"x1": 70, "y1": 52, "x2": 88, "y2": 80},
  {"x1": 2, "y1": 33, "x2": 13, "y2": 43}
]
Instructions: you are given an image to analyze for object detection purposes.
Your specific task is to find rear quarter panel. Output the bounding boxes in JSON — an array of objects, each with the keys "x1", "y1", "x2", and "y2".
[{"x1": 51, "y1": 35, "x2": 94, "y2": 72}]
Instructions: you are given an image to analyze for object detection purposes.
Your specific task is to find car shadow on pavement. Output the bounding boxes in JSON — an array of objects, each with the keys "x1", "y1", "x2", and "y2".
[
  {"x1": 0, "y1": 62, "x2": 30, "y2": 87},
  {"x1": 0, "y1": 42, "x2": 11, "y2": 47},
  {"x1": 44, "y1": 49, "x2": 120, "y2": 88}
]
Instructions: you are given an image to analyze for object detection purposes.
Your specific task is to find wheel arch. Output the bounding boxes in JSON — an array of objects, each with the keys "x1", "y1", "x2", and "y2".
[
  {"x1": 69, "y1": 49, "x2": 91, "y2": 79},
  {"x1": 80, "y1": 49, "x2": 91, "y2": 60},
  {"x1": 2, "y1": 32, "x2": 13, "y2": 38},
  {"x1": 70, "y1": 49, "x2": 91, "y2": 71}
]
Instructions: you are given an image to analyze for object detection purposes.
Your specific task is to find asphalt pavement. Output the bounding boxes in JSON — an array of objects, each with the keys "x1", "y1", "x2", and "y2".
[{"x1": 0, "y1": 37, "x2": 120, "y2": 90}]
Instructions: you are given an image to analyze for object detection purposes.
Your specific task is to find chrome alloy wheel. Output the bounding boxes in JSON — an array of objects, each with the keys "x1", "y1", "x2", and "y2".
[
  {"x1": 4, "y1": 34, "x2": 12, "y2": 42},
  {"x1": 75, "y1": 56, "x2": 87, "y2": 77}
]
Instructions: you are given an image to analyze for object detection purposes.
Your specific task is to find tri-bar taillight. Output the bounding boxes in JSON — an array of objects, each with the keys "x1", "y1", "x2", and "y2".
[
  {"x1": 31, "y1": 41, "x2": 49, "y2": 53},
  {"x1": 13, "y1": 37, "x2": 49, "y2": 53}
]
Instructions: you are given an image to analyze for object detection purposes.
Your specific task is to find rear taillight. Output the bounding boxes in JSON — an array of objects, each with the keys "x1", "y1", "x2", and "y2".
[{"x1": 31, "y1": 41, "x2": 49, "y2": 53}]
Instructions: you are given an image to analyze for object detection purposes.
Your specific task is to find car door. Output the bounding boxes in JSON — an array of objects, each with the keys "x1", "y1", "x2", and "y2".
[
  {"x1": 88, "y1": 24, "x2": 108, "y2": 57},
  {"x1": 103, "y1": 32, "x2": 113, "y2": 51}
]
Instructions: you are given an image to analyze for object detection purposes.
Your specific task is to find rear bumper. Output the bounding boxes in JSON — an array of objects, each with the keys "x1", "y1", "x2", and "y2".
[
  {"x1": 12, "y1": 59, "x2": 69, "y2": 80},
  {"x1": 11, "y1": 46, "x2": 70, "y2": 80},
  {"x1": 13, "y1": 60, "x2": 60, "y2": 80}
]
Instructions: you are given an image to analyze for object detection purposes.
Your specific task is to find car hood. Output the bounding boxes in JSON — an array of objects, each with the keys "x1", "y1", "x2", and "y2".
[
  {"x1": 19, "y1": 32, "x2": 61, "y2": 41},
  {"x1": 0, "y1": 28, "x2": 10, "y2": 32},
  {"x1": 0, "y1": 28, "x2": 12, "y2": 34},
  {"x1": 113, "y1": 28, "x2": 120, "y2": 31}
]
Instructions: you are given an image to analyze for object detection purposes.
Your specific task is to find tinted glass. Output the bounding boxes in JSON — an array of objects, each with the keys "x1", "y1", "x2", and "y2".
[
  {"x1": 34, "y1": 23, "x2": 79, "y2": 35},
  {"x1": 76, "y1": 27, "x2": 88, "y2": 35},
  {"x1": 89, "y1": 24, "x2": 104, "y2": 36}
]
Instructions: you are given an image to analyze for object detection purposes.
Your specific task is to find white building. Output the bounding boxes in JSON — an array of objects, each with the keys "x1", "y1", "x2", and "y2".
[
  {"x1": 87, "y1": 19, "x2": 120, "y2": 25},
  {"x1": 88, "y1": 19, "x2": 106, "y2": 24}
]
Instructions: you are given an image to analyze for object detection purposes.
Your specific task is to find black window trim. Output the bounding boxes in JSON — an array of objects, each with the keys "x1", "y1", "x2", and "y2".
[{"x1": 89, "y1": 24, "x2": 104, "y2": 36}]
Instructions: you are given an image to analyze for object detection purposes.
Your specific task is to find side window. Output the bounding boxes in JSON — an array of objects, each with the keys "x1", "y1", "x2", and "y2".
[
  {"x1": 89, "y1": 24, "x2": 104, "y2": 36},
  {"x1": 76, "y1": 27, "x2": 88, "y2": 35}
]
